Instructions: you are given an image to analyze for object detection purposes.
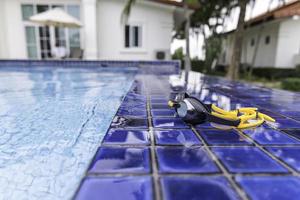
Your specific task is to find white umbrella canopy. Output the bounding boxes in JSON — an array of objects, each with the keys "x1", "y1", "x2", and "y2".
[{"x1": 29, "y1": 8, "x2": 82, "y2": 28}]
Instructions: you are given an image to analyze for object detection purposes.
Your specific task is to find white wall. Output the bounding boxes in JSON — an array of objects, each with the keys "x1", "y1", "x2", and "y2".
[
  {"x1": 97, "y1": 0, "x2": 174, "y2": 60},
  {"x1": 0, "y1": 0, "x2": 7, "y2": 58},
  {"x1": 275, "y1": 18, "x2": 300, "y2": 68},
  {"x1": 242, "y1": 21, "x2": 280, "y2": 67},
  {"x1": 220, "y1": 21, "x2": 280, "y2": 68},
  {"x1": 1, "y1": 0, "x2": 27, "y2": 59}
]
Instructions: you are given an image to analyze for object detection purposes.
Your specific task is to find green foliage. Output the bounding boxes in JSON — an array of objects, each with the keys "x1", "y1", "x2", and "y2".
[
  {"x1": 251, "y1": 68, "x2": 300, "y2": 80},
  {"x1": 121, "y1": 0, "x2": 136, "y2": 23},
  {"x1": 281, "y1": 78, "x2": 300, "y2": 91},
  {"x1": 296, "y1": 64, "x2": 300, "y2": 72},
  {"x1": 190, "y1": 0, "x2": 237, "y2": 32},
  {"x1": 204, "y1": 35, "x2": 222, "y2": 72},
  {"x1": 172, "y1": 47, "x2": 184, "y2": 60}
]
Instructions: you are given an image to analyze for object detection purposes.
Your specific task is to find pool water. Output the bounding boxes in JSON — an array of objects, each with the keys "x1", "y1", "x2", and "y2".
[{"x1": 0, "y1": 66, "x2": 136, "y2": 199}]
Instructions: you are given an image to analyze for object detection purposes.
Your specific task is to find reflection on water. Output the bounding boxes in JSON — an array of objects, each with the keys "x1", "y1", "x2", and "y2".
[{"x1": 0, "y1": 66, "x2": 136, "y2": 200}]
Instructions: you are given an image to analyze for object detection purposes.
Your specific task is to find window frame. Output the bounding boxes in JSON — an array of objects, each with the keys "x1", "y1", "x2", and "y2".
[
  {"x1": 124, "y1": 23, "x2": 144, "y2": 49},
  {"x1": 21, "y1": 3, "x2": 81, "y2": 59}
]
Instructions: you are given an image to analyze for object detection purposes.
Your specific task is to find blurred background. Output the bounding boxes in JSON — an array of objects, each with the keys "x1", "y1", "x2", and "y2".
[{"x1": 0, "y1": 0, "x2": 299, "y2": 90}]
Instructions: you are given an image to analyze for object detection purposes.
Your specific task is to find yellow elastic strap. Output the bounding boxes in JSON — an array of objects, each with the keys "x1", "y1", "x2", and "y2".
[
  {"x1": 211, "y1": 104, "x2": 237, "y2": 117},
  {"x1": 168, "y1": 100, "x2": 174, "y2": 108},
  {"x1": 259, "y1": 113, "x2": 275, "y2": 122},
  {"x1": 211, "y1": 104, "x2": 275, "y2": 129},
  {"x1": 237, "y1": 117, "x2": 264, "y2": 129},
  {"x1": 211, "y1": 111, "x2": 239, "y2": 121}
]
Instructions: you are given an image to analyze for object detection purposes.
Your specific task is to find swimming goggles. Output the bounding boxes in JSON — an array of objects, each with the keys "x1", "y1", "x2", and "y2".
[{"x1": 168, "y1": 93, "x2": 275, "y2": 129}]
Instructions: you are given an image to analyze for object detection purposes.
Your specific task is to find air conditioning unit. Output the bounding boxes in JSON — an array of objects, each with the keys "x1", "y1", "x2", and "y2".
[{"x1": 156, "y1": 51, "x2": 166, "y2": 60}]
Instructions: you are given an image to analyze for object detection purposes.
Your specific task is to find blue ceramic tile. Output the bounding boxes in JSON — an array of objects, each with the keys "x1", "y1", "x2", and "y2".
[
  {"x1": 156, "y1": 147, "x2": 219, "y2": 173},
  {"x1": 151, "y1": 109, "x2": 177, "y2": 117},
  {"x1": 161, "y1": 176, "x2": 239, "y2": 200},
  {"x1": 243, "y1": 128, "x2": 299, "y2": 145},
  {"x1": 236, "y1": 176, "x2": 300, "y2": 200},
  {"x1": 111, "y1": 116, "x2": 148, "y2": 129},
  {"x1": 195, "y1": 122, "x2": 218, "y2": 129},
  {"x1": 103, "y1": 129, "x2": 149, "y2": 145},
  {"x1": 153, "y1": 118, "x2": 189, "y2": 129},
  {"x1": 117, "y1": 108, "x2": 147, "y2": 117},
  {"x1": 151, "y1": 104, "x2": 171, "y2": 110},
  {"x1": 199, "y1": 129, "x2": 252, "y2": 145},
  {"x1": 267, "y1": 147, "x2": 300, "y2": 171},
  {"x1": 154, "y1": 130, "x2": 201, "y2": 146},
  {"x1": 150, "y1": 95, "x2": 168, "y2": 100},
  {"x1": 88, "y1": 147, "x2": 150, "y2": 173},
  {"x1": 282, "y1": 129, "x2": 300, "y2": 140},
  {"x1": 212, "y1": 147, "x2": 288, "y2": 173},
  {"x1": 151, "y1": 98, "x2": 168, "y2": 104},
  {"x1": 75, "y1": 176, "x2": 153, "y2": 200},
  {"x1": 119, "y1": 103, "x2": 147, "y2": 111},
  {"x1": 267, "y1": 119, "x2": 300, "y2": 129}
]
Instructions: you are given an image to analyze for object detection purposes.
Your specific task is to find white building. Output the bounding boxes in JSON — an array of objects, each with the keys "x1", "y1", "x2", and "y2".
[
  {"x1": 0, "y1": 0, "x2": 192, "y2": 60},
  {"x1": 220, "y1": 1, "x2": 300, "y2": 68}
]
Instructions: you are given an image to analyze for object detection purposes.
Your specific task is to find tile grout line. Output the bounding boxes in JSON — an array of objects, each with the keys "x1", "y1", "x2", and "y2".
[
  {"x1": 278, "y1": 129, "x2": 300, "y2": 143},
  {"x1": 147, "y1": 95, "x2": 162, "y2": 200},
  {"x1": 192, "y1": 127, "x2": 249, "y2": 200},
  {"x1": 236, "y1": 129, "x2": 299, "y2": 176}
]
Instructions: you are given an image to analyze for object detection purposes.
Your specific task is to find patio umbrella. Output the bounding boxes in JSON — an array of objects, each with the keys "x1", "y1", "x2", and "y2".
[
  {"x1": 29, "y1": 8, "x2": 82, "y2": 59},
  {"x1": 29, "y1": 8, "x2": 82, "y2": 28}
]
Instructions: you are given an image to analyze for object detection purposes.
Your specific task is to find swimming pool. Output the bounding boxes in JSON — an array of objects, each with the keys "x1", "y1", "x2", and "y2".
[{"x1": 0, "y1": 65, "x2": 137, "y2": 199}]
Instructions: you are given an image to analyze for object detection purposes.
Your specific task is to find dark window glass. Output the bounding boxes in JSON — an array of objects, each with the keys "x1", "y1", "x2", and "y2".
[
  {"x1": 21, "y1": 4, "x2": 34, "y2": 20},
  {"x1": 37, "y1": 5, "x2": 49, "y2": 13},
  {"x1": 52, "y1": 5, "x2": 64, "y2": 9},
  {"x1": 250, "y1": 38, "x2": 255, "y2": 46},
  {"x1": 125, "y1": 25, "x2": 130, "y2": 47},
  {"x1": 265, "y1": 35, "x2": 270, "y2": 45},
  {"x1": 134, "y1": 26, "x2": 139, "y2": 47}
]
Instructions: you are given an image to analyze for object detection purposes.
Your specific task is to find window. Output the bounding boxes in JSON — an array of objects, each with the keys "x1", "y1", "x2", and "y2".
[
  {"x1": 250, "y1": 38, "x2": 255, "y2": 47},
  {"x1": 21, "y1": 4, "x2": 81, "y2": 59},
  {"x1": 37, "y1": 5, "x2": 49, "y2": 13},
  {"x1": 21, "y1": 5, "x2": 34, "y2": 21},
  {"x1": 125, "y1": 25, "x2": 142, "y2": 48},
  {"x1": 25, "y1": 26, "x2": 38, "y2": 58},
  {"x1": 265, "y1": 35, "x2": 270, "y2": 45},
  {"x1": 67, "y1": 5, "x2": 80, "y2": 20},
  {"x1": 67, "y1": 5, "x2": 81, "y2": 48}
]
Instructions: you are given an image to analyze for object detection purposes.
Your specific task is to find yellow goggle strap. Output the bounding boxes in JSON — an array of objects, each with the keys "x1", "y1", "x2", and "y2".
[{"x1": 210, "y1": 104, "x2": 275, "y2": 129}]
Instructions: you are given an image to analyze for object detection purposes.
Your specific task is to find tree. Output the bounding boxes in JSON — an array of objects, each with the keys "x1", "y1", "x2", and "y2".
[
  {"x1": 188, "y1": 0, "x2": 237, "y2": 73},
  {"x1": 203, "y1": 34, "x2": 222, "y2": 72},
  {"x1": 226, "y1": 0, "x2": 249, "y2": 80},
  {"x1": 172, "y1": 47, "x2": 184, "y2": 60}
]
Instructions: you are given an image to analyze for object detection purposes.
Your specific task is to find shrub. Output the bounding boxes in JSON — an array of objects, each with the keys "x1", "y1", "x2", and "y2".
[
  {"x1": 281, "y1": 78, "x2": 300, "y2": 91},
  {"x1": 252, "y1": 68, "x2": 299, "y2": 80}
]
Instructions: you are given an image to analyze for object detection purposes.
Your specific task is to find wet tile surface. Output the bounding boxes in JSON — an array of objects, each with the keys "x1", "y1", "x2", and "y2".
[
  {"x1": 267, "y1": 147, "x2": 300, "y2": 171},
  {"x1": 161, "y1": 176, "x2": 239, "y2": 200},
  {"x1": 153, "y1": 118, "x2": 189, "y2": 129},
  {"x1": 88, "y1": 147, "x2": 150, "y2": 174},
  {"x1": 243, "y1": 128, "x2": 300, "y2": 145},
  {"x1": 199, "y1": 129, "x2": 252, "y2": 145},
  {"x1": 154, "y1": 130, "x2": 201, "y2": 146},
  {"x1": 68, "y1": 64, "x2": 300, "y2": 200},
  {"x1": 103, "y1": 129, "x2": 149, "y2": 145},
  {"x1": 236, "y1": 176, "x2": 300, "y2": 200},
  {"x1": 75, "y1": 176, "x2": 153, "y2": 200},
  {"x1": 156, "y1": 147, "x2": 219, "y2": 173},
  {"x1": 212, "y1": 147, "x2": 288, "y2": 173}
]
